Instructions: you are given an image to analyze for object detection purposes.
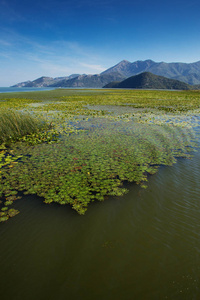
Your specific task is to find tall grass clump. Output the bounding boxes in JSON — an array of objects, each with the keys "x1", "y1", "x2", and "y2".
[{"x1": 0, "y1": 109, "x2": 46, "y2": 144}]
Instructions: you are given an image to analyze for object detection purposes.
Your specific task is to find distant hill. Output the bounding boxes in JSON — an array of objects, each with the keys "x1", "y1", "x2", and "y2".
[
  {"x1": 12, "y1": 74, "x2": 80, "y2": 88},
  {"x1": 12, "y1": 73, "x2": 125, "y2": 88},
  {"x1": 51, "y1": 72, "x2": 126, "y2": 88},
  {"x1": 104, "y1": 81, "x2": 121, "y2": 88},
  {"x1": 101, "y1": 59, "x2": 200, "y2": 85},
  {"x1": 101, "y1": 60, "x2": 155, "y2": 78},
  {"x1": 103, "y1": 72, "x2": 191, "y2": 90},
  {"x1": 11, "y1": 59, "x2": 200, "y2": 88},
  {"x1": 193, "y1": 84, "x2": 200, "y2": 90}
]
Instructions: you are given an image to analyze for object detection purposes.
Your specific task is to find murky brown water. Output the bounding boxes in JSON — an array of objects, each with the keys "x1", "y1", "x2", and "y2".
[{"x1": 0, "y1": 139, "x2": 200, "y2": 300}]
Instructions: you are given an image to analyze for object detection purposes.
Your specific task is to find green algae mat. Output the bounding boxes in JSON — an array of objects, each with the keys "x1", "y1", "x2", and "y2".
[{"x1": 0, "y1": 89, "x2": 200, "y2": 221}]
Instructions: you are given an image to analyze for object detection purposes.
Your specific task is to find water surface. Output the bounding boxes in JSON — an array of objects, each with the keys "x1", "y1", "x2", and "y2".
[
  {"x1": 0, "y1": 140, "x2": 200, "y2": 299},
  {"x1": 0, "y1": 87, "x2": 56, "y2": 93}
]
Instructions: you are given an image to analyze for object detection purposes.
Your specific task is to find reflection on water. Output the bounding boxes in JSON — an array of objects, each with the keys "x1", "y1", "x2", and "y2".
[{"x1": 1, "y1": 144, "x2": 200, "y2": 299}]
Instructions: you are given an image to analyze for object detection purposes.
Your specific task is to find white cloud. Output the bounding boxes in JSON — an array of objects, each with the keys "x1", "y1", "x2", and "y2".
[
  {"x1": 0, "y1": 31, "x2": 109, "y2": 85},
  {"x1": 80, "y1": 62, "x2": 105, "y2": 72}
]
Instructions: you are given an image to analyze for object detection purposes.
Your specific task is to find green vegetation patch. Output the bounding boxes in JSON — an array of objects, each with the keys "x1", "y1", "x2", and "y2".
[
  {"x1": 0, "y1": 89, "x2": 199, "y2": 221},
  {"x1": 0, "y1": 89, "x2": 200, "y2": 112},
  {"x1": 0, "y1": 119, "x2": 196, "y2": 216},
  {"x1": 0, "y1": 109, "x2": 48, "y2": 145}
]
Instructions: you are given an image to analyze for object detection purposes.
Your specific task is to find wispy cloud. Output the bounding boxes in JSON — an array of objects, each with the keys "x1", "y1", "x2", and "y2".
[
  {"x1": 0, "y1": 39, "x2": 12, "y2": 47},
  {"x1": 0, "y1": 28, "x2": 107, "y2": 85},
  {"x1": 80, "y1": 63, "x2": 105, "y2": 72}
]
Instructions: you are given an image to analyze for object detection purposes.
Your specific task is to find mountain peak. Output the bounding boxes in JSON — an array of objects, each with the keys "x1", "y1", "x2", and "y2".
[
  {"x1": 101, "y1": 59, "x2": 156, "y2": 77},
  {"x1": 144, "y1": 59, "x2": 155, "y2": 63},
  {"x1": 119, "y1": 59, "x2": 131, "y2": 64},
  {"x1": 101, "y1": 60, "x2": 131, "y2": 76}
]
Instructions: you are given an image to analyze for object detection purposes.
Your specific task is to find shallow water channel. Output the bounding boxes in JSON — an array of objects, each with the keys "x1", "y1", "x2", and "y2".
[{"x1": 1, "y1": 129, "x2": 200, "y2": 300}]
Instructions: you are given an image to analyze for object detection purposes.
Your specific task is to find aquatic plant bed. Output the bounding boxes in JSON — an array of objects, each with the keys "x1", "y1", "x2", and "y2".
[{"x1": 0, "y1": 89, "x2": 199, "y2": 220}]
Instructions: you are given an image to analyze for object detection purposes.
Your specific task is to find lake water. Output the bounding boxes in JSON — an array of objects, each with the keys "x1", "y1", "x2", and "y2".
[
  {"x1": 0, "y1": 128, "x2": 200, "y2": 300},
  {"x1": 0, "y1": 87, "x2": 102, "y2": 93},
  {"x1": 0, "y1": 87, "x2": 56, "y2": 93}
]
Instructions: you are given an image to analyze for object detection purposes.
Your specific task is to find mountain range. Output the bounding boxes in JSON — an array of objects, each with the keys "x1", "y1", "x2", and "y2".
[
  {"x1": 13, "y1": 74, "x2": 80, "y2": 88},
  {"x1": 12, "y1": 59, "x2": 200, "y2": 88},
  {"x1": 101, "y1": 59, "x2": 200, "y2": 85}
]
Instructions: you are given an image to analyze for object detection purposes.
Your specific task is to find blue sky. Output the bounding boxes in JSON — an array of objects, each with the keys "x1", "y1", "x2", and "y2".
[{"x1": 0, "y1": 0, "x2": 200, "y2": 86}]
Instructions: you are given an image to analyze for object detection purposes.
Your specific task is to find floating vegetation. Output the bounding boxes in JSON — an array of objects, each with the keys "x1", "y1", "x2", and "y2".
[
  {"x1": 0, "y1": 89, "x2": 199, "y2": 221},
  {"x1": 0, "y1": 148, "x2": 21, "y2": 170},
  {"x1": 0, "y1": 208, "x2": 19, "y2": 222},
  {"x1": 0, "y1": 119, "x2": 197, "y2": 216}
]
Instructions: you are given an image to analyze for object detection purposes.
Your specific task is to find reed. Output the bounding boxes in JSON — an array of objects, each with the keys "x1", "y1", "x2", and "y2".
[{"x1": 0, "y1": 109, "x2": 46, "y2": 144}]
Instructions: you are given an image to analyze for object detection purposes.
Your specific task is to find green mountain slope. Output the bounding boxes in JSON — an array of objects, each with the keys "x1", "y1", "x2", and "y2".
[{"x1": 103, "y1": 72, "x2": 192, "y2": 90}]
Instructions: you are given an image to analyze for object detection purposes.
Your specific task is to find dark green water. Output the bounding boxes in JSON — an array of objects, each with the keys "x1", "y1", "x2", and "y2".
[{"x1": 1, "y1": 146, "x2": 200, "y2": 299}]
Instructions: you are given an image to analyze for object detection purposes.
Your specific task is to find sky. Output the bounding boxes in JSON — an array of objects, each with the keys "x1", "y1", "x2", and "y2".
[{"x1": 0, "y1": 0, "x2": 200, "y2": 86}]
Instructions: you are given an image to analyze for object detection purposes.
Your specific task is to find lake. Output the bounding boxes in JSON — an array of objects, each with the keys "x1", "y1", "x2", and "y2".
[
  {"x1": 0, "y1": 131, "x2": 200, "y2": 299},
  {"x1": 0, "y1": 87, "x2": 102, "y2": 93},
  {"x1": 0, "y1": 87, "x2": 56, "y2": 93},
  {"x1": 1, "y1": 89, "x2": 200, "y2": 300}
]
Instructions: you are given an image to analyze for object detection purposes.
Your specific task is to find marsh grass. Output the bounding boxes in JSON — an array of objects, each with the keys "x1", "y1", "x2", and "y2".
[
  {"x1": 0, "y1": 110, "x2": 47, "y2": 144},
  {"x1": 0, "y1": 89, "x2": 200, "y2": 112}
]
